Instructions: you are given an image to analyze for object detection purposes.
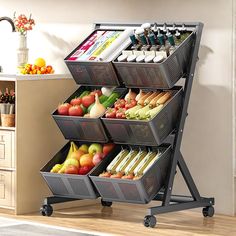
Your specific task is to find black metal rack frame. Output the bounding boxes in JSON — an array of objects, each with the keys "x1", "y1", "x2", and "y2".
[{"x1": 40, "y1": 22, "x2": 215, "y2": 228}]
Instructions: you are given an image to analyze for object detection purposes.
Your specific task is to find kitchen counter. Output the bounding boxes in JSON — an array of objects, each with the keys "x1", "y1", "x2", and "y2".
[{"x1": 0, "y1": 73, "x2": 73, "y2": 81}]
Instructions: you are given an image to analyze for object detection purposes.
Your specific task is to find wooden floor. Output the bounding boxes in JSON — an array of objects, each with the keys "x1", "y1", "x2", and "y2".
[{"x1": 0, "y1": 201, "x2": 235, "y2": 236}]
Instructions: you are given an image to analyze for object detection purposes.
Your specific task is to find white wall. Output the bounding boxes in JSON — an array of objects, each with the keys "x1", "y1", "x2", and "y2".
[{"x1": 0, "y1": 0, "x2": 234, "y2": 215}]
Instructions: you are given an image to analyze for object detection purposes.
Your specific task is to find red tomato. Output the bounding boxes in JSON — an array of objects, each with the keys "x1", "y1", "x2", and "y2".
[
  {"x1": 103, "y1": 143, "x2": 115, "y2": 156},
  {"x1": 68, "y1": 105, "x2": 84, "y2": 116},
  {"x1": 65, "y1": 165, "x2": 79, "y2": 175},
  {"x1": 116, "y1": 108, "x2": 127, "y2": 119},
  {"x1": 105, "y1": 108, "x2": 116, "y2": 118},
  {"x1": 78, "y1": 166, "x2": 93, "y2": 175},
  {"x1": 125, "y1": 99, "x2": 137, "y2": 109},
  {"x1": 70, "y1": 97, "x2": 82, "y2": 106},
  {"x1": 114, "y1": 99, "x2": 126, "y2": 109},
  {"x1": 90, "y1": 90, "x2": 102, "y2": 97},
  {"x1": 82, "y1": 95, "x2": 95, "y2": 108},
  {"x1": 57, "y1": 103, "x2": 71, "y2": 115}
]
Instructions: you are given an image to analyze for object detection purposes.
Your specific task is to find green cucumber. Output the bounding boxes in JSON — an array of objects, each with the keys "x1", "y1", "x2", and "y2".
[
  {"x1": 102, "y1": 92, "x2": 120, "y2": 108},
  {"x1": 79, "y1": 90, "x2": 90, "y2": 98},
  {"x1": 87, "y1": 103, "x2": 94, "y2": 113},
  {"x1": 80, "y1": 104, "x2": 87, "y2": 114},
  {"x1": 99, "y1": 94, "x2": 108, "y2": 103}
]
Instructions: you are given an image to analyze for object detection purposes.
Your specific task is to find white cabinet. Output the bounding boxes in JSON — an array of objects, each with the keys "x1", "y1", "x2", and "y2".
[
  {"x1": 0, "y1": 130, "x2": 15, "y2": 168},
  {"x1": 0, "y1": 73, "x2": 76, "y2": 214},
  {"x1": 0, "y1": 170, "x2": 14, "y2": 207}
]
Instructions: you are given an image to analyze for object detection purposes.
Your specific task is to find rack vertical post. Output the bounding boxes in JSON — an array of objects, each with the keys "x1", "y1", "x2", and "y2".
[{"x1": 143, "y1": 22, "x2": 215, "y2": 228}]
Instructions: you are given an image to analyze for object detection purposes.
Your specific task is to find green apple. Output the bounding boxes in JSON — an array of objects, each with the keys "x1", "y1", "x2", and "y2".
[{"x1": 88, "y1": 143, "x2": 103, "y2": 155}]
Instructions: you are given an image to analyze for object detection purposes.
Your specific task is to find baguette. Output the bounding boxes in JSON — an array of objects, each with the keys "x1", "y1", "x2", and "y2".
[
  {"x1": 144, "y1": 92, "x2": 160, "y2": 106},
  {"x1": 137, "y1": 92, "x2": 153, "y2": 106},
  {"x1": 149, "y1": 92, "x2": 165, "y2": 108},
  {"x1": 156, "y1": 91, "x2": 172, "y2": 105}
]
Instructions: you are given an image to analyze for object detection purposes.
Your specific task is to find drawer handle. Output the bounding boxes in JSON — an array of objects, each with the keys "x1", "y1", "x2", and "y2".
[{"x1": 0, "y1": 135, "x2": 4, "y2": 142}]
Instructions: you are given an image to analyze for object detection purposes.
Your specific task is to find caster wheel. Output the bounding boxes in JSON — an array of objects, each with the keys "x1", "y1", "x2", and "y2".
[
  {"x1": 101, "y1": 199, "x2": 112, "y2": 207},
  {"x1": 202, "y1": 206, "x2": 214, "y2": 217},
  {"x1": 40, "y1": 204, "x2": 53, "y2": 217},
  {"x1": 143, "y1": 215, "x2": 156, "y2": 228}
]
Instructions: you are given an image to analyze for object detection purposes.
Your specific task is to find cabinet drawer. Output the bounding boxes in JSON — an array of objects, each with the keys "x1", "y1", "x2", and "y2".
[
  {"x1": 0, "y1": 170, "x2": 14, "y2": 207},
  {"x1": 0, "y1": 131, "x2": 15, "y2": 168}
]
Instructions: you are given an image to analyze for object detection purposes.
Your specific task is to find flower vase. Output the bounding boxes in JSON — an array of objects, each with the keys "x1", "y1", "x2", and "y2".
[{"x1": 17, "y1": 34, "x2": 28, "y2": 67}]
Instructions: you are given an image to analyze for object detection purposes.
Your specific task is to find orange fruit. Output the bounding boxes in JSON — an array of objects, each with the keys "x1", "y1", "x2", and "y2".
[
  {"x1": 35, "y1": 58, "x2": 46, "y2": 68},
  {"x1": 80, "y1": 154, "x2": 94, "y2": 167}
]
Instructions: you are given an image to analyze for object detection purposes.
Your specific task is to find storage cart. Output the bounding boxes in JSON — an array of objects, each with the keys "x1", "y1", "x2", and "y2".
[{"x1": 40, "y1": 22, "x2": 214, "y2": 228}]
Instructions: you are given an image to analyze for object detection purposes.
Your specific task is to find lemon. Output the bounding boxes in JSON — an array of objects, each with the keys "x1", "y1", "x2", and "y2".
[{"x1": 34, "y1": 58, "x2": 46, "y2": 68}]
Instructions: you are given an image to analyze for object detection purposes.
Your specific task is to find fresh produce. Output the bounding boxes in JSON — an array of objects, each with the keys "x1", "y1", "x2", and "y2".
[
  {"x1": 19, "y1": 57, "x2": 54, "y2": 75},
  {"x1": 57, "y1": 88, "x2": 121, "y2": 118},
  {"x1": 101, "y1": 87, "x2": 115, "y2": 97},
  {"x1": 102, "y1": 92, "x2": 120, "y2": 108},
  {"x1": 105, "y1": 108, "x2": 117, "y2": 118},
  {"x1": 144, "y1": 92, "x2": 159, "y2": 106},
  {"x1": 50, "y1": 164, "x2": 62, "y2": 173},
  {"x1": 68, "y1": 105, "x2": 84, "y2": 116},
  {"x1": 104, "y1": 89, "x2": 173, "y2": 120},
  {"x1": 70, "y1": 149, "x2": 85, "y2": 161},
  {"x1": 90, "y1": 89, "x2": 102, "y2": 97},
  {"x1": 156, "y1": 91, "x2": 172, "y2": 105},
  {"x1": 70, "y1": 97, "x2": 82, "y2": 106},
  {"x1": 125, "y1": 99, "x2": 137, "y2": 109},
  {"x1": 124, "y1": 150, "x2": 147, "y2": 175},
  {"x1": 57, "y1": 103, "x2": 71, "y2": 115},
  {"x1": 79, "y1": 144, "x2": 89, "y2": 153},
  {"x1": 93, "y1": 153, "x2": 104, "y2": 166},
  {"x1": 116, "y1": 108, "x2": 127, "y2": 119},
  {"x1": 137, "y1": 92, "x2": 152, "y2": 106},
  {"x1": 125, "y1": 105, "x2": 142, "y2": 119},
  {"x1": 103, "y1": 143, "x2": 115, "y2": 156},
  {"x1": 135, "y1": 105, "x2": 151, "y2": 120},
  {"x1": 98, "y1": 148, "x2": 162, "y2": 180},
  {"x1": 114, "y1": 98, "x2": 126, "y2": 109},
  {"x1": 82, "y1": 94, "x2": 95, "y2": 108},
  {"x1": 115, "y1": 149, "x2": 139, "y2": 174},
  {"x1": 78, "y1": 91, "x2": 90, "y2": 98},
  {"x1": 80, "y1": 154, "x2": 94, "y2": 167},
  {"x1": 90, "y1": 94, "x2": 106, "y2": 118},
  {"x1": 78, "y1": 166, "x2": 93, "y2": 175},
  {"x1": 50, "y1": 142, "x2": 115, "y2": 175},
  {"x1": 65, "y1": 165, "x2": 79, "y2": 175},
  {"x1": 88, "y1": 143, "x2": 103, "y2": 155},
  {"x1": 59, "y1": 158, "x2": 80, "y2": 173},
  {"x1": 145, "y1": 104, "x2": 164, "y2": 119},
  {"x1": 106, "y1": 149, "x2": 129, "y2": 174},
  {"x1": 135, "y1": 89, "x2": 145, "y2": 101},
  {"x1": 149, "y1": 92, "x2": 165, "y2": 108},
  {"x1": 124, "y1": 89, "x2": 137, "y2": 101}
]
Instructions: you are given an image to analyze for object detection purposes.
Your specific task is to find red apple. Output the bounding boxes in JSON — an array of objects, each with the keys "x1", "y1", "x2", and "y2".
[
  {"x1": 78, "y1": 166, "x2": 93, "y2": 175},
  {"x1": 103, "y1": 143, "x2": 115, "y2": 156},
  {"x1": 65, "y1": 165, "x2": 79, "y2": 175},
  {"x1": 57, "y1": 103, "x2": 71, "y2": 115},
  {"x1": 92, "y1": 153, "x2": 104, "y2": 166}
]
